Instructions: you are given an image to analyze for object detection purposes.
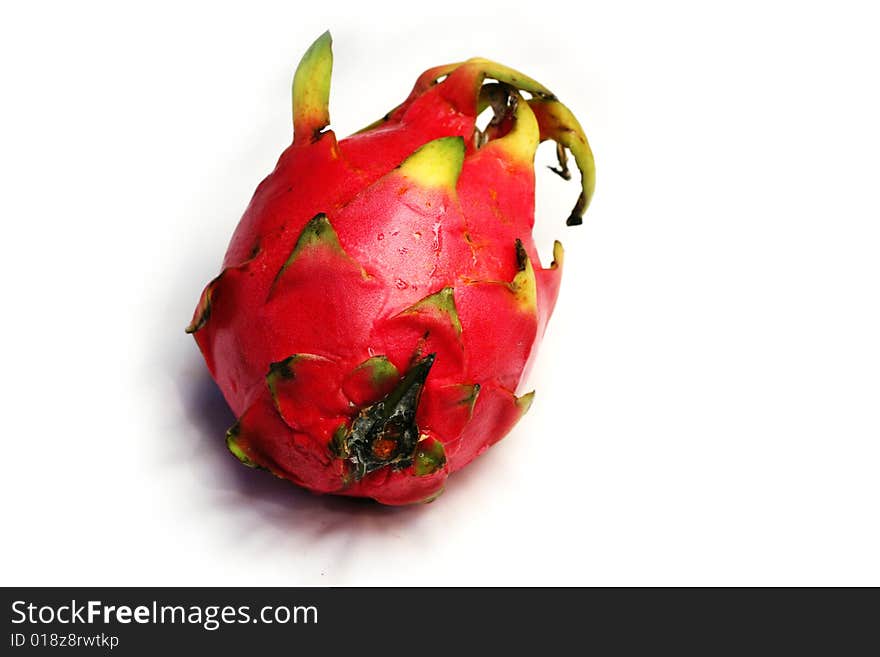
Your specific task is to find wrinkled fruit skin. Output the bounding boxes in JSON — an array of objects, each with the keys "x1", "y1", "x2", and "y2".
[{"x1": 188, "y1": 32, "x2": 595, "y2": 505}]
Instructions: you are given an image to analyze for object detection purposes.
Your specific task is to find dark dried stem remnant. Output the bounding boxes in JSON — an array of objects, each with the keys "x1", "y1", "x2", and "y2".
[{"x1": 343, "y1": 354, "x2": 436, "y2": 479}]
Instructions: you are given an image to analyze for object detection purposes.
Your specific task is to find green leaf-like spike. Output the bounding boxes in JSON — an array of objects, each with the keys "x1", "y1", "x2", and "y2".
[
  {"x1": 464, "y1": 57, "x2": 556, "y2": 100},
  {"x1": 288, "y1": 212, "x2": 341, "y2": 258},
  {"x1": 186, "y1": 249, "x2": 259, "y2": 335},
  {"x1": 292, "y1": 31, "x2": 333, "y2": 144},
  {"x1": 355, "y1": 356, "x2": 400, "y2": 387},
  {"x1": 396, "y1": 286, "x2": 462, "y2": 335},
  {"x1": 265, "y1": 353, "x2": 331, "y2": 414},
  {"x1": 550, "y1": 240, "x2": 564, "y2": 269},
  {"x1": 528, "y1": 98, "x2": 596, "y2": 225},
  {"x1": 185, "y1": 273, "x2": 221, "y2": 334},
  {"x1": 330, "y1": 423, "x2": 349, "y2": 459},
  {"x1": 226, "y1": 423, "x2": 258, "y2": 468},
  {"x1": 342, "y1": 355, "x2": 402, "y2": 406},
  {"x1": 397, "y1": 136, "x2": 465, "y2": 190},
  {"x1": 413, "y1": 437, "x2": 447, "y2": 476},
  {"x1": 419, "y1": 488, "x2": 446, "y2": 504},
  {"x1": 510, "y1": 239, "x2": 538, "y2": 313},
  {"x1": 265, "y1": 356, "x2": 296, "y2": 408},
  {"x1": 272, "y1": 213, "x2": 362, "y2": 290},
  {"x1": 515, "y1": 391, "x2": 535, "y2": 415},
  {"x1": 451, "y1": 383, "x2": 480, "y2": 412}
]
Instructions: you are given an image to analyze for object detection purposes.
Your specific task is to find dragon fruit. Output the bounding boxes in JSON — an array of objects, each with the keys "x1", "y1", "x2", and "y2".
[{"x1": 187, "y1": 32, "x2": 595, "y2": 505}]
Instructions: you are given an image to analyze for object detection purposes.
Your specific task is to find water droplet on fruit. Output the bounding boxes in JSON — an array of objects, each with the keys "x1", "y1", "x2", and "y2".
[
  {"x1": 377, "y1": 232, "x2": 384, "y2": 241},
  {"x1": 413, "y1": 231, "x2": 421, "y2": 240},
  {"x1": 394, "y1": 278, "x2": 408, "y2": 290}
]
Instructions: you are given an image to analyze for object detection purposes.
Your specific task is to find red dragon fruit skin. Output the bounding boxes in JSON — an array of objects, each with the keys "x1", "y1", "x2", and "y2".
[{"x1": 187, "y1": 32, "x2": 595, "y2": 505}]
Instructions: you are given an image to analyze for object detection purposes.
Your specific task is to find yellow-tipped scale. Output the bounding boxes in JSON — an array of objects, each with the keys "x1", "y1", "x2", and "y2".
[
  {"x1": 395, "y1": 287, "x2": 463, "y2": 335},
  {"x1": 510, "y1": 240, "x2": 538, "y2": 314},
  {"x1": 488, "y1": 91, "x2": 540, "y2": 164},
  {"x1": 397, "y1": 136, "x2": 465, "y2": 189},
  {"x1": 292, "y1": 31, "x2": 333, "y2": 143}
]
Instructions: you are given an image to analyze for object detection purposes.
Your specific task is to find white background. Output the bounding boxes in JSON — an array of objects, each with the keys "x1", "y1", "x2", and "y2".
[{"x1": 2, "y1": 1, "x2": 878, "y2": 586}]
